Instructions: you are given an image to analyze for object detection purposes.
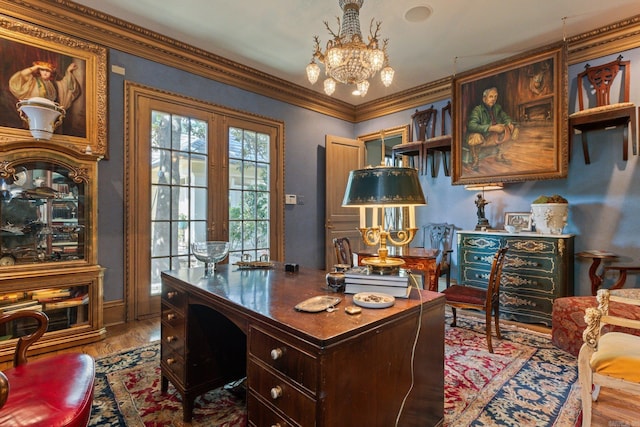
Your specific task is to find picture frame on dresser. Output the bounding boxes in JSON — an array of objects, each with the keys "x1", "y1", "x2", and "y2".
[
  {"x1": 451, "y1": 42, "x2": 568, "y2": 185},
  {"x1": 504, "y1": 212, "x2": 533, "y2": 231},
  {"x1": 0, "y1": 16, "x2": 108, "y2": 157}
]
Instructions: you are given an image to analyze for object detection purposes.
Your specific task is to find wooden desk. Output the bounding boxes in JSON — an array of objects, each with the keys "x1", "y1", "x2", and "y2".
[
  {"x1": 354, "y1": 247, "x2": 440, "y2": 291},
  {"x1": 161, "y1": 264, "x2": 444, "y2": 426}
]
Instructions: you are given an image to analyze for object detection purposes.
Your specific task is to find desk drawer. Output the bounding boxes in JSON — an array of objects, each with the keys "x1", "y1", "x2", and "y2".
[
  {"x1": 161, "y1": 347, "x2": 185, "y2": 383},
  {"x1": 161, "y1": 283, "x2": 186, "y2": 314},
  {"x1": 248, "y1": 393, "x2": 293, "y2": 427},
  {"x1": 249, "y1": 326, "x2": 317, "y2": 393},
  {"x1": 161, "y1": 313, "x2": 185, "y2": 356},
  {"x1": 248, "y1": 359, "x2": 316, "y2": 427}
]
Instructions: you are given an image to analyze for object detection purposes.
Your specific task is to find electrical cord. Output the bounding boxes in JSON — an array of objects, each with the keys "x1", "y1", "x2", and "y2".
[{"x1": 394, "y1": 271, "x2": 424, "y2": 427}]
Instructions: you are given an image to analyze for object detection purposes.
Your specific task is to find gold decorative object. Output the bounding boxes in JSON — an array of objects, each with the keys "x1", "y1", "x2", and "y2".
[{"x1": 342, "y1": 166, "x2": 426, "y2": 274}]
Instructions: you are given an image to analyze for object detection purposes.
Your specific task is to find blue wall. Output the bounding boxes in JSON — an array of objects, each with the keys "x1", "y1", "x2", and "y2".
[
  {"x1": 98, "y1": 47, "x2": 640, "y2": 302},
  {"x1": 98, "y1": 50, "x2": 353, "y2": 300},
  {"x1": 356, "y1": 49, "x2": 640, "y2": 296}
]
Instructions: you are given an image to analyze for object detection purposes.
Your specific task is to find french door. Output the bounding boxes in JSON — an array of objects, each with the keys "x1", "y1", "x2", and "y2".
[{"x1": 125, "y1": 83, "x2": 284, "y2": 320}]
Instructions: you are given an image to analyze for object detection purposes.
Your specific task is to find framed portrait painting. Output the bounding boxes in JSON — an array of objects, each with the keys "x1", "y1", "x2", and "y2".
[
  {"x1": 452, "y1": 43, "x2": 568, "y2": 185},
  {"x1": 0, "y1": 16, "x2": 107, "y2": 157}
]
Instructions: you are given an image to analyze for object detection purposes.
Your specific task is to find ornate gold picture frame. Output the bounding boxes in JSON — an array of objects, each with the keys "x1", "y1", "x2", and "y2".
[
  {"x1": 0, "y1": 16, "x2": 107, "y2": 157},
  {"x1": 452, "y1": 43, "x2": 567, "y2": 185}
]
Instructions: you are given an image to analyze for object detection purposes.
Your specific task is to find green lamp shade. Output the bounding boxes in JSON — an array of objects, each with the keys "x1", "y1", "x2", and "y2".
[{"x1": 342, "y1": 166, "x2": 426, "y2": 207}]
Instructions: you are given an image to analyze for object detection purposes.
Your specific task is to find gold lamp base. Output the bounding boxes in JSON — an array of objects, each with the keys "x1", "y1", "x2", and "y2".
[{"x1": 361, "y1": 256, "x2": 404, "y2": 275}]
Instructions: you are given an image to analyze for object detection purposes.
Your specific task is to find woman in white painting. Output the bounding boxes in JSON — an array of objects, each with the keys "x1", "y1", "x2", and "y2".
[{"x1": 8, "y1": 60, "x2": 81, "y2": 109}]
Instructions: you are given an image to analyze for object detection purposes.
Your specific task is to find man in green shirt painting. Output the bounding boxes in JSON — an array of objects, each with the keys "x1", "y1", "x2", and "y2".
[{"x1": 466, "y1": 86, "x2": 518, "y2": 171}]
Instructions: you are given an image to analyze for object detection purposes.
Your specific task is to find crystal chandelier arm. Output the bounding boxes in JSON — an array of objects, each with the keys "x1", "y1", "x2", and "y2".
[
  {"x1": 368, "y1": 19, "x2": 382, "y2": 46},
  {"x1": 324, "y1": 18, "x2": 341, "y2": 40},
  {"x1": 311, "y1": 36, "x2": 324, "y2": 62}
]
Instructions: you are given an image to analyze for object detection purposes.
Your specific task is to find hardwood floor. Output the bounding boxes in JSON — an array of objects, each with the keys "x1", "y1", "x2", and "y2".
[{"x1": 1, "y1": 316, "x2": 637, "y2": 426}]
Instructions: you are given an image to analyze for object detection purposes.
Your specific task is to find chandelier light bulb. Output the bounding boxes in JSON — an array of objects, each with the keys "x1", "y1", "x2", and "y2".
[
  {"x1": 381, "y1": 66, "x2": 395, "y2": 87},
  {"x1": 371, "y1": 49, "x2": 385, "y2": 70},
  {"x1": 356, "y1": 80, "x2": 369, "y2": 97},
  {"x1": 306, "y1": 61, "x2": 321, "y2": 84},
  {"x1": 324, "y1": 78, "x2": 336, "y2": 96}
]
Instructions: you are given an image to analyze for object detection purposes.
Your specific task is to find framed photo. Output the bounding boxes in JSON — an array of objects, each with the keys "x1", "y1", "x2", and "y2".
[
  {"x1": 504, "y1": 212, "x2": 532, "y2": 231},
  {"x1": 0, "y1": 16, "x2": 107, "y2": 156},
  {"x1": 452, "y1": 43, "x2": 567, "y2": 185}
]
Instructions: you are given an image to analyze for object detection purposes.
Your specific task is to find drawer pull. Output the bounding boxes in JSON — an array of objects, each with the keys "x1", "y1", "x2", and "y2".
[
  {"x1": 271, "y1": 424, "x2": 282, "y2": 427},
  {"x1": 166, "y1": 335, "x2": 177, "y2": 343},
  {"x1": 270, "y1": 385, "x2": 283, "y2": 400},
  {"x1": 167, "y1": 313, "x2": 176, "y2": 320},
  {"x1": 167, "y1": 291, "x2": 178, "y2": 299},
  {"x1": 166, "y1": 358, "x2": 176, "y2": 365},
  {"x1": 270, "y1": 348, "x2": 284, "y2": 360}
]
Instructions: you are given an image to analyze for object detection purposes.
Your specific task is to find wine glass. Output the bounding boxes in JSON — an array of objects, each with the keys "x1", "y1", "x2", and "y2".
[{"x1": 191, "y1": 241, "x2": 229, "y2": 277}]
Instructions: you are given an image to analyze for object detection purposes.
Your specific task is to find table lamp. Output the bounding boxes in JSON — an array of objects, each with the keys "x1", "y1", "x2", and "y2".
[{"x1": 342, "y1": 166, "x2": 426, "y2": 274}]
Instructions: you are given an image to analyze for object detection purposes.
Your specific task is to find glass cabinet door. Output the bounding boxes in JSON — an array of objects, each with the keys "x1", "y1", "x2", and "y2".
[{"x1": 0, "y1": 160, "x2": 85, "y2": 266}]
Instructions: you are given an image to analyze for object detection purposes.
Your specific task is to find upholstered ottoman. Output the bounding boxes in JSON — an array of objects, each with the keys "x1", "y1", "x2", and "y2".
[{"x1": 551, "y1": 290, "x2": 640, "y2": 356}]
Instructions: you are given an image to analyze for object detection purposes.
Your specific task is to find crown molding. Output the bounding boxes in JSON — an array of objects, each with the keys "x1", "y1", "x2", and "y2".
[
  {"x1": 3, "y1": 1, "x2": 640, "y2": 123},
  {"x1": 3, "y1": 0, "x2": 357, "y2": 121}
]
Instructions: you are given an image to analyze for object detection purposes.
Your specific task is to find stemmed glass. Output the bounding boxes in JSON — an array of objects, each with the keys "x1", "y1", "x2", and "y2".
[{"x1": 191, "y1": 241, "x2": 229, "y2": 277}]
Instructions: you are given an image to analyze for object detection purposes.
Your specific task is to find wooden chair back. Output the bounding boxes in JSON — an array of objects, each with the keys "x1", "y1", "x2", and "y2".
[
  {"x1": 411, "y1": 106, "x2": 437, "y2": 141},
  {"x1": 486, "y1": 246, "x2": 509, "y2": 312},
  {"x1": 333, "y1": 237, "x2": 354, "y2": 267},
  {"x1": 442, "y1": 246, "x2": 509, "y2": 353},
  {"x1": 422, "y1": 223, "x2": 456, "y2": 288},
  {"x1": 576, "y1": 55, "x2": 631, "y2": 110}
]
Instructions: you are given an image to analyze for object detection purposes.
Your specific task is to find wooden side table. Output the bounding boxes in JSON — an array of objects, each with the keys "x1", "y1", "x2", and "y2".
[
  {"x1": 353, "y1": 247, "x2": 440, "y2": 291},
  {"x1": 576, "y1": 251, "x2": 619, "y2": 295},
  {"x1": 604, "y1": 264, "x2": 640, "y2": 291}
]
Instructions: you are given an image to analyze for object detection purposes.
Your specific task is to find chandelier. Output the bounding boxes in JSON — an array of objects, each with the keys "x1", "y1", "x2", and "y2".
[{"x1": 305, "y1": 0, "x2": 394, "y2": 97}]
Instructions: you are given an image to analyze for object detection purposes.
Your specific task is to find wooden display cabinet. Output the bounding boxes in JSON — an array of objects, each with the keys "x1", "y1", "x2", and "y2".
[{"x1": 0, "y1": 143, "x2": 105, "y2": 360}]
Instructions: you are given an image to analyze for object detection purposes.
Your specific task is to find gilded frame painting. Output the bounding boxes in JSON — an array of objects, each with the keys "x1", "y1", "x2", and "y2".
[
  {"x1": 0, "y1": 16, "x2": 107, "y2": 157},
  {"x1": 452, "y1": 43, "x2": 567, "y2": 185}
]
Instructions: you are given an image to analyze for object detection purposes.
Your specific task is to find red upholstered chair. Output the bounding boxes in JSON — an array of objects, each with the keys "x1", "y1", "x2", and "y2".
[
  {"x1": 0, "y1": 311, "x2": 95, "y2": 427},
  {"x1": 442, "y1": 246, "x2": 509, "y2": 353}
]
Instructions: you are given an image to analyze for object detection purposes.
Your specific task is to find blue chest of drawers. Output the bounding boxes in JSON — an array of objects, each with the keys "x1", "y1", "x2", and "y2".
[{"x1": 457, "y1": 231, "x2": 574, "y2": 326}]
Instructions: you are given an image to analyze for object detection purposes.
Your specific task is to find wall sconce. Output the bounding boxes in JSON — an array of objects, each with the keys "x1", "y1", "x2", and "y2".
[
  {"x1": 16, "y1": 97, "x2": 65, "y2": 140},
  {"x1": 342, "y1": 166, "x2": 426, "y2": 274},
  {"x1": 464, "y1": 183, "x2": 504, "y2": 230}
]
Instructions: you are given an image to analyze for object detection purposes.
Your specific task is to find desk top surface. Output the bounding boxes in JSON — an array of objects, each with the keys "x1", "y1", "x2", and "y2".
[{"x1": 162, "y1": 264, "x2": 443, "y2": 345}]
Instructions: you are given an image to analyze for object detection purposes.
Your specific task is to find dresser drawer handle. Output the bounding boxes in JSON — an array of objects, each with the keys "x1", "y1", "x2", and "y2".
[
  {"x1": 270, "y1": 385, "x2": 283, "y2": 400},
  {"x1": 271, "y1": 424, "x2": 282, "y2": 427},
  {"x1": 167, "y1": 313, "x2": 176, "y2": 321},
  {"x1": 167, "y1": 291, "x2": 178, "y2": 299},
  {"x1": 270, "y1": 348, "x2": 284, "y2": 360},
  {"x1": 166, "y1": 335, "x2": 177, "y2": 343},
  {"x1": 166, "y1": 358, "x2": 176, "y2": 365}
]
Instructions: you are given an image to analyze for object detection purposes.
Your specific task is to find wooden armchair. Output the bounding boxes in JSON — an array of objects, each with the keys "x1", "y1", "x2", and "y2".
[
  {"x1": 0, "y1": 311, "x2": 95, "y2": 426},
  {"x1": 442, "y1": 246, "x2": 509, "y2": 353},
  {"x1": 569, "y1": 55, "x2": 636, "y2": 164},
  {"x1": 578, "y1": 289, "x2": 640, "y2": 427}
]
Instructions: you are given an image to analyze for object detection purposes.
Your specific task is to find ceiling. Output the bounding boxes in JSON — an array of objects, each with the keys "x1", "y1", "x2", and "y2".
[{"x1": 71, "y1": 0, "x2": 640, "y2": 106}]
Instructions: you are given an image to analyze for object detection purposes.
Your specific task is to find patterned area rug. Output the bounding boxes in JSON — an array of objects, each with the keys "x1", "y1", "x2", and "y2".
[{"x1": 89, "y1": 313, "x2": 581, "y2": 426}]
